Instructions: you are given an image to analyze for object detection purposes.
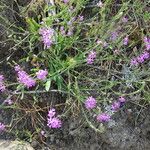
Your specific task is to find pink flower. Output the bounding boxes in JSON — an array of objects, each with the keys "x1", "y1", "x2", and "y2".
[
  {"x1": 47, "y1": 117, "x2": 62, "y2": 128},
  {"x1": 14, "y1": 65, "x2": 21, "y2": 72},
  {"x1": 36, "y1": 69, "x2": 48, "y2": 80},
  {"x1": 97, "y1": 113, "x2": 110, "y2": 122},
  {"x1": 47, "y1": 108, "x2": 62, "y2": 129},
  {"x1": 4, "y1": 99, "x2": 13, "y2": 105},
  {"x1": 0, "y1": 75, "x2": 6, "y2": 92},
  {"x1": 110, "y1": 31, "x2": 118, "y2": 41},
  {"x1": 48, "y1": 108, "x2": 56, "y2": 118},
  {"x1": 0, "y1": 122, "x2": 5, "y2": 132},
  {"x1": 0, "y1": 75, "x2": 4, "y2": 81},
  {"x1": 15, "y1": 66, "x2": 36, "y2": 88},
  {"x1": 85, "y1": 96, "x2": 97, "y2": 110},
  {"x1": 137, "y1": 56, "x2": 145, "y2": 63},
  {"x1": 111, "y1": 101, "x2": 120, "y2": 111},
  {"x1": 130, "y1": 58, "x2": 138, "y2": 66},
  {"x1": 118, "y1": 97, "x2": 126, "y2": 103},
  {"x1": 86, "y1": 51, "x2": 96, "y2": 64},
  {"x1": 123, "y1": 36, "x2": 129, "y2": 45},
  {"x1": 39, "y1": 27, "x2": 54, "y2": 49},
  {"x1": 142, "y1": 51, "x2": 149, "y2": 59}
]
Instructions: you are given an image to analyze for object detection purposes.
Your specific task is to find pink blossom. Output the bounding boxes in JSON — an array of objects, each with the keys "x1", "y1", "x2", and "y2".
[
  {"x1": 48, "y1": 108, "x2": 56, "y2": 118},
  {"x1": 110, "y1": 31, "x2": 118, "y2": 41},
  {"x1": 15, "y1": 66, "x2": 36, "y2": 88},
  {"x1": 142, "y1": 51, "x2": 149, "y2": 59},
  {"x1": 86, "y1": 51, "x2": 96, "y2": 64},
  {"x1": 137, "y1": 56, "x2": 145, "y2": 63},
  {"x1": 36, "y1": 69, "x2": 48, "y2": 80},
  {"x1": 0, "y1": 75, "x2": 6, "y2": 92},
  {"x1": 118, "y1": 97, "x2": 126, "y2": 103},
  {"x1": 47, "y1": 108, "x2": 62, "y2": 129},
  {"x1": 0, "y1": 122, "x2": 5, "y2": 132},
  {"x1": 111, "y1": 101, "x2": 120, "y2": 111},
  {"x1": 47, "y1": 117, "x2": 62, "y2": 128},
  {"x1": 4, "y1": 99, "x2": 13, "y2": 105},
  {"x1": 14, "y1": 65, "x2": 21, "y2": 72},
  {"x1": 97, "y1": 113, "x2": 110, "y2": 122},
  {"x1": 39, "y1": 27, "x2": 54, "y2": 49},
  {"x1": 85, "y1": 96, "x2": 97, "y2": 110},
  {"x1": 123, "y1": 36, "x2": 129, "y2": 45},
  {"x1": 130, "y1": 58, "x2": 138, "y2": 66},
  {"x1": 0, "y1": 75, "x2": 4, "y2": 81}
]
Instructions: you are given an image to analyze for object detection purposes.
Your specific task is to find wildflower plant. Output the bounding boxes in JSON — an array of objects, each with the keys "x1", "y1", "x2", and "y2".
[{"x1": 0, "y1": 0, "x2": 150, "y2": 143}]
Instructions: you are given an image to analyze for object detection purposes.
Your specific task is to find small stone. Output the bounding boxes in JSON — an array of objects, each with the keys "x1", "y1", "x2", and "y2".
[
  {"x1": 0, "y1": 140, "x2": 34, "y2": 150},
  {"x1": 31, "y1": 140, "x2": 38, "y2": 148}
]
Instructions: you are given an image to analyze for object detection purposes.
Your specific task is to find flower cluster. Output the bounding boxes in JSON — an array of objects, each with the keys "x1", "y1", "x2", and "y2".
[
  {"x1": 144, "y1": 36, "x2": 150, "y2": 51},
  {"x1": 111, "y1": 96, "x2": 126, "y2": 111},
  {"x1": 110, "y1": 31, "x2": 118, "y2": 41},
  {"x1": 0, "y1": 75, "x2": 6, "y2": 92},
  {"x1": 85, "y1": 96, "x2": 97, "y2": 110},
  {"x1": 97, "y1": 113, "x2": 110, "y2": 122},
  {"x1": 86, "y1": 51, "x2": 96, "y2": 64},
  {"x1": 15, "y1": 65, "x2": 36, "y2": 88},
  {"x1": 39, "y1": 27, "x2": 54, "y2": 49},
  {"x1": 84, "y1": 96, "x2": 126, "y2": 123},
  {"x1": 97, "y1": 97, "x2": 126, "y2": 123},
  {"x1": 47, "y1": 108, "x2": 62, "y2": 129},
  {"x1": 4, "y1": 99, "x2": 13, "y2": 105},
  {"x1": 123, "y1": 36, "x2": 129, "y2": 45},
  {"x1": 130, "y1": 51, "x2": 149, "y2": 66},
  {"x1": 84, "y1": 96, "x2": 110, "y2": 122},
  {"x1": 0, "y1": 122, "x2": 5, "y2": 132},
  {"x1": 36, "y1": 69, "x2": 48, "y2": 80}
]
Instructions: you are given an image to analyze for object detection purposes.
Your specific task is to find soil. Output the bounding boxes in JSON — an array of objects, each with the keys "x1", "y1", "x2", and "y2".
[{"x1": 0, "y1": 0, "x2": 150, "y2": 150}]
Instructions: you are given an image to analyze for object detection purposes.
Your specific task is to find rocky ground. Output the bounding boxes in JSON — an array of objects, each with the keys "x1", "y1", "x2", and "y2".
[{"x1": 0, "y1": 0, "x2": 150, "y2": 150}]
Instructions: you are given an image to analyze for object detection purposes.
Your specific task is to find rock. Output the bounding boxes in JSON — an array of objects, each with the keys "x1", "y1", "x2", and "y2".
[
  {"x1": 0, "y1": 140, "x2": 34, "y2": 150},
  {"x1": 31, "y1": 140, "x2": 38, "y2": 148}
]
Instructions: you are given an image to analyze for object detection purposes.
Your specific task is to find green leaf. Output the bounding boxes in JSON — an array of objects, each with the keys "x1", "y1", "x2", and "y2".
[
  {"x1": 26, "y1": 18, "x2": 40, "y2": 33},
  {"x1": 45, "y1": 80, "x2": 51, "y2": 91}
]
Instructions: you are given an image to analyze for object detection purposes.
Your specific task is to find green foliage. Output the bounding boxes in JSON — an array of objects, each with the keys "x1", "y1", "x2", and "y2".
[{"x1": 0, "y1": 0, "x2": 150, "y2": 138}]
